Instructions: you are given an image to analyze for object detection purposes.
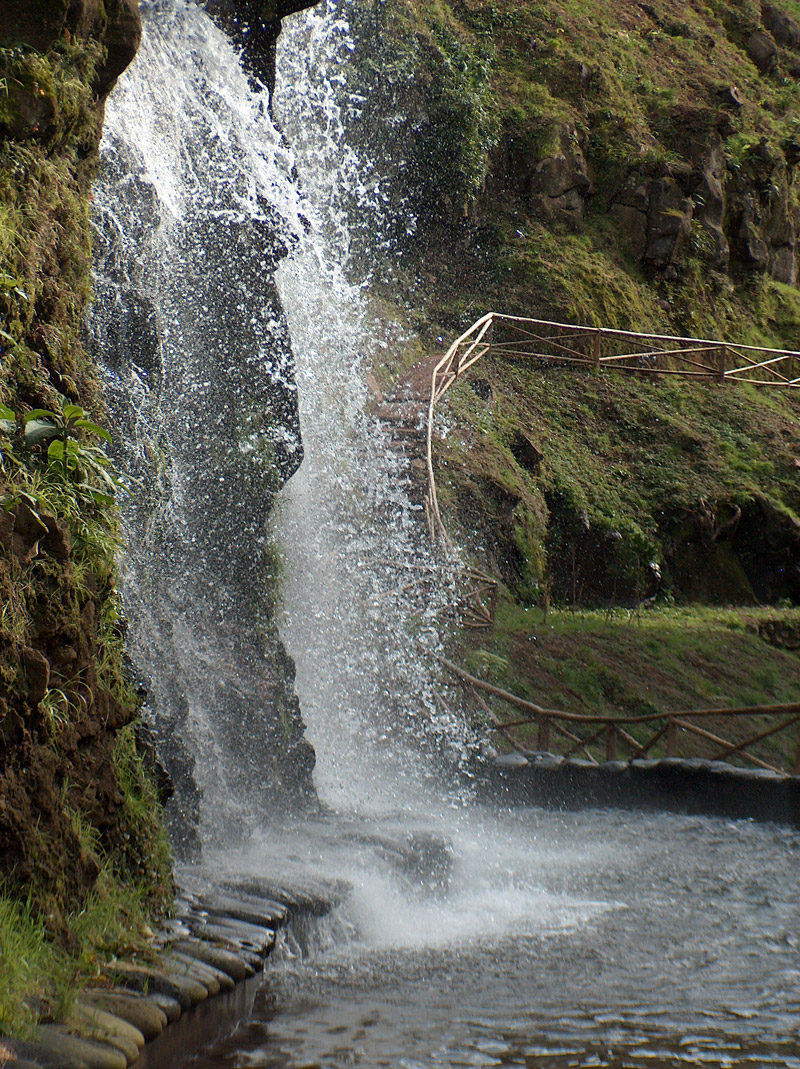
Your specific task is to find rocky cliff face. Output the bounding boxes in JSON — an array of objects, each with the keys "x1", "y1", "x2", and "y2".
[
  {"x1": 340, "y1": 0, "x2": 800, "y2": 607},
  {"x1": 0, "y1": 0, "x2": 174, "y2": 942}
]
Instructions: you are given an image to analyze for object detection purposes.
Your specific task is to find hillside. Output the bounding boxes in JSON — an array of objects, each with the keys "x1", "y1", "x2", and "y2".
[{"x1": 343, "y1": 0, "x2": 800, "y2": 610}]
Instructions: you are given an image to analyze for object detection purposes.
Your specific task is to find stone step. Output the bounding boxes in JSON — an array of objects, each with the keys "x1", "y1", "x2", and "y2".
[
  {"x1": 66, "y1": 1004, "x2": 145, "y2": 1062},
  {"x1": 79, "y1": 990, "x2": 168, "y2": 1041},
  {"x1": 104, "y1": 962, "x2": 208, "y2": 1010}
]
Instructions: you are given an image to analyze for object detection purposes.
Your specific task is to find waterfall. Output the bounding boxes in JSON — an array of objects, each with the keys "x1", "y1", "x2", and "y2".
[
  {"x1": 88, "y1": 0, "x2": 314, "y2": 851},
  {"x1": 273, "y1": 3, "x2": 467, "y2": 813},
  {"x1": 86, "y1": 8, "x2": 800, "y2": 1066},
  {"x1": 88, "y1": 0, "x2": 468, "y2": 848}
]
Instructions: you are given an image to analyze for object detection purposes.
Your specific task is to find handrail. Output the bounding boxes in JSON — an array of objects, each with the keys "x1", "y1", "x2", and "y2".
[
  {"x1": 425, "y1": 314, "x2": 800, "y2": 542},
  {"x1": 441, "y1": 657, "x2": 800, "y2": 775}
]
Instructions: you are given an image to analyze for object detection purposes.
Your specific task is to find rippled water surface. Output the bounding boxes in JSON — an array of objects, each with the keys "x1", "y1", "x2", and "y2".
[{"x1": 198, "y1": 805, "x2": 800, "y2": 1068}]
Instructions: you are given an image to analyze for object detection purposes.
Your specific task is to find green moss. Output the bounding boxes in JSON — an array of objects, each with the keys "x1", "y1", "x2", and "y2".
[{"x1": 0, "y1": 33, "x2": 173, "y2": 1041}]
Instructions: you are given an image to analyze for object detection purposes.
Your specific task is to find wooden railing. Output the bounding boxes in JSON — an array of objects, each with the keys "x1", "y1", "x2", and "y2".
[
  {"x1": 425, "y1": 314, "x2": 800, "y2": 542},
  {"x1": 442, "y1": 658, "x2": 800, "y2": 776}
]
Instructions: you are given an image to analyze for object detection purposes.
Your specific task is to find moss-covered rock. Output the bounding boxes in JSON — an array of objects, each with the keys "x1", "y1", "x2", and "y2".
[{"x1": 0, "y1": 0, "x2": 172, "y2": 1038}]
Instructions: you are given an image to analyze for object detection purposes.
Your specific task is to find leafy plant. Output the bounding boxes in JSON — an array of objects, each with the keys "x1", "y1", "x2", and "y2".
[{"x1": 0, "y1": 398, "x2": 120, "y2": 505}]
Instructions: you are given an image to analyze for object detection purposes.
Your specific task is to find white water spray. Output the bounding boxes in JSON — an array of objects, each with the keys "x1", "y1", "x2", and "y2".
[{"x1": 273, "y1": 2, "x2": 468, "y2": 813}]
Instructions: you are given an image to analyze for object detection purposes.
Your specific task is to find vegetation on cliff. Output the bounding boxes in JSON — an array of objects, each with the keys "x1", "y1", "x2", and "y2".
[
  {"x1": 346, "y1": 0, "x2": 800, "y2": 614},
  {"x1": 0, "y1": 1, "x2": 171, "y2": 1037}
]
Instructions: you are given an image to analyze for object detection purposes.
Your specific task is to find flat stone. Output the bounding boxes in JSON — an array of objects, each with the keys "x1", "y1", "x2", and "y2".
[
  {"x1": 163, "y1": 952, "x2": 220, "y2": 995},
  {"x1": 601, "y1": 761, "x2": 629, "y2": 772},
  {"x1": 746, "y1": 768, "x2": 785, "y2": 781},
  {"x1": 167, "y1": 950, "x2": 236, "y2": 992},
  {"x1": 146, "y1": 991, "x2": 182, "y2": 1023},
  {"x1": 106, "y1": 963, "x2": 207, "y2": 1009},
  {"x1": 79, "y1": 990, "x2": 167, "y2": 1040},
  {"x1": 33, "y1": 1026, "x2": 128, "y2": 1069},
  {"x1": 679, "y1": 758, "x2": 712, "y2": 771},
  {"x1": 68, "y1": 1003, "x2": 144, "y2": 1061},
  {"x1": 171, "y1": 938, "x2": 254, "y2": 981},
  {"x1": 563, "y1": 759, "x2": 597, "y2": 769},
  {"x1": 0, "y1": 1038, "x2": 86, "y2": 1068},
  {"x1": 493, "y1": 752, "x2": 529, "y2": 769},
  {"x1": 187, "y1": 914, "x2": 276, "y2": 955},
  {"x1": 198, "y1": 891, "x2": 288, "y2": 927},
  {"x1": 219, "y1": 878, "x2": 300, "y2": 911}
]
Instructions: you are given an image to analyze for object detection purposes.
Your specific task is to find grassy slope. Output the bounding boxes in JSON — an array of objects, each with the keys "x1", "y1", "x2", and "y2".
[
  {"x1": 348, "y1": 0, "x2": 800, "y2": 605},
  {"x1": 458, "y1": 601, "x2": 800, "y2": 768},
  {"x1": 343, "y1": 0, "x2": 800, "y2": 752}
]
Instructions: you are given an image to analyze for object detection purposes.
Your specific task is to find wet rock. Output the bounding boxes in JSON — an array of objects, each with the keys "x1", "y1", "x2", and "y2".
[
  {"x1": 746, "y1": 29, "x2": 779, "y2": 73},
  {"x1": 66, "y1": 1003, "x2": 143, "y2": 1063},
  {"x1": 196, "y1": 891, "x2": 289, "y2": 928},
  {"x1": 170, "y1": 939, "x2": 255, "y2": 981},
  {"x1": 2, "y1": 1039, "x2": 87, "y2": 1069},
  {"x1": 187, "y1": 913, "x2": 276, "y2": 956},
  {"x1": 105, "y1": 963, "x2": 208, "y2": 1010},
  {"x1": 31, "y1": 1026, "x2": 128, "y2": 1069},
  {"x1": 146, "y1": 992, "x2": 182, "y2": 1024},
  {"x1": 165, "y1": 951, "x2": 240, "y2": 995},
  {"x1": 79, "y1": 990, "x2": 167, "y2": 1041},
  {"x1": 203, "y1": 0, "x2": 321, "y2": 92},
  {"x1": 94, "y1": 0, "x2": 142, "y2": 96},
  {"x1": 494, "y1": 752, "x2": 529, "y2": 768},
  {"x1": 0, "y1": 0, "x2": 141, "y2": 98}
]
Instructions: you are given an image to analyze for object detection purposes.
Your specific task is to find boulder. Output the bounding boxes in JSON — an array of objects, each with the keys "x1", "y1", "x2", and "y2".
[
  {"x1": 762, "y1": 4, "x2": 800, "y2": 50},
  {"x1": 644, "y1": 177, "x2": 693, "y2": 268},
  {"x1": 169, "y1": 939, "x2": 254, "y2": 981},
  {"x1": 611, "y1": 177, "x2": 650, "y2": 260},
  {"x1": 746, "y1": 29, "x2": 779, "y2": 73},
  {"x1": 528, "y1": 124, "x2": 592, "y2": 230},
  {"x1": 0, "y1": 0, "x2": 141, "y2": 99},
  {"x1": 79, "y1": 990, "x2": 167, "y2": 1041}
]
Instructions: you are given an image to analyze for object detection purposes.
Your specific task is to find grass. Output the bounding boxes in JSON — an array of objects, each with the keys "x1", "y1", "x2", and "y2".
[
  {"x1": 0, "y1": 867, "x2": 164, "y2": 1040},
  {"x1": 433, "y1": 353, "x2": 800, "y2": 604},
  {"x1": 456, "y1": 599, "x2": 800, "y2": 768}
]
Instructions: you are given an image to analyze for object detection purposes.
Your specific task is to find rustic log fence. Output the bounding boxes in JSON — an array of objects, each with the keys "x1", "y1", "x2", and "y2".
[
  {"x1": 441, "y1": 658, "x2": 800, "y2": 776},
  {"x1": 425, "y1": 313, "x2": 800, "y2": 543}
]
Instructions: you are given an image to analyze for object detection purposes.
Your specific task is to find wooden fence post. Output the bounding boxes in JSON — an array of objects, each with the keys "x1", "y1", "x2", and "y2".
[
  {"x1": 594, "y1": 329, "x2": 602, "y2": 369},
  {"x1": 538, "y1": 717, "x2": 551, "y2": 752},
  {"x1": 666, "y1": 718, "x2": 678, "y2": 756},
  {"x1": 718, "y1": 346, "x2": 726, "y2": 383},
  {"x1": 605, "y1": 723, "x2": 618, "y2": 761}
]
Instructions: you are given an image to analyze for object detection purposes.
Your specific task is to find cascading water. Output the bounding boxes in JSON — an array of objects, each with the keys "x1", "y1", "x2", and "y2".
[
  {"x1": 88, "y1": 0, "x2": 316, "y2": 851},
  {"x1": 89, "y1": 1, "x2": 800, "y2": 1066},
  {"x1": 270, "y1": 7, "x2": 470, "y2": 811}
]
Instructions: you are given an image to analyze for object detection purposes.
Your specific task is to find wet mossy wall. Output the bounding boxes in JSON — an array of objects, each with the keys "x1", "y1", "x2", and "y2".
[{"x1": 0, "y1": 0, "x2": 172, "y2": 990}]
